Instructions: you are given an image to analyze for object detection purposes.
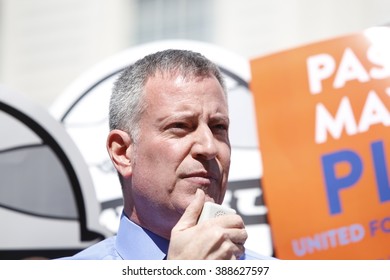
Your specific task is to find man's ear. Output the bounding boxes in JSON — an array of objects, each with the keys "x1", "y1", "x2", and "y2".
[{"x1": 106, "y1": 129, "x2": 133, "y2": 178}]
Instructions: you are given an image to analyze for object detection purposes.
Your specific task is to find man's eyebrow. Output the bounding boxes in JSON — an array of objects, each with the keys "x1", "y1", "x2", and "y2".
[
  {"x1": 156, "y1": 112, "x2": 196, "y2": 124},
  {"x1": 211, "y1": 114, "x2": 229, "y2": 122},
  {"x1": 157, "y1": 112, "x2": 229, "y2": 123}
]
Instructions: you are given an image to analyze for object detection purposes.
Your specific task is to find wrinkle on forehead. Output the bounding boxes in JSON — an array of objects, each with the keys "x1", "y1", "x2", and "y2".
[{"x1": 144, "y1": 72, "x2": 228, "y2": 115}]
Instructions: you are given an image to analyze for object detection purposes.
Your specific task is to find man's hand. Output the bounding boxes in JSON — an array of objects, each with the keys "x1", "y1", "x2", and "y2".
[{"x1": 167, "y1": 189, "x2": 247, "y2": 260}]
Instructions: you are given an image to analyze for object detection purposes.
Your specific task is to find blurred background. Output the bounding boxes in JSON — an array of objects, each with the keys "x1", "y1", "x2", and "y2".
[{"x1": 1, "y1": 0, "x2": 390, "y2": 108}]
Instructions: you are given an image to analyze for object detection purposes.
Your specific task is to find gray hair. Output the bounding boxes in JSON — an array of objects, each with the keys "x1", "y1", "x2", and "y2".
[{"x1": 109, "y1": 49, "x2": 226, "y2": 141}]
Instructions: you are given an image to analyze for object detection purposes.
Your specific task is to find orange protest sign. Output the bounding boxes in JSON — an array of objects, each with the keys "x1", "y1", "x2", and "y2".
[{"x1": 250, "y1": 26, "x2": 390, "y2": 259}]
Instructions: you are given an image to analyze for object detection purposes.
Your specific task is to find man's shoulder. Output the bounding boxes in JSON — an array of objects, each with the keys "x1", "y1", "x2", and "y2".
[{"x1": 59, "y1": 236, "x2": 120, "y2": 260}]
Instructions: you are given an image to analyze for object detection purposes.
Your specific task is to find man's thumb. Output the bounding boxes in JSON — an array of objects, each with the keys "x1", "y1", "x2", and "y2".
[{"x1": 175, "y1": 189, "x2": 205, "y2": 231}]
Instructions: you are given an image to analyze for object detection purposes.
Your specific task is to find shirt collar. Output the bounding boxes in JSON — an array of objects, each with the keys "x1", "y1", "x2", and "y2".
[{"x1": 115, "y1": 213, "x2": 169, "y2": 260}]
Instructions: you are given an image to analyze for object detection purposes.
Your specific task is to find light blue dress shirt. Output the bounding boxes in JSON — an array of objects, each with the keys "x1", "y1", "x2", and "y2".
[{"x1": 62, "y1": 213, "x2": 274, "y2": 260}]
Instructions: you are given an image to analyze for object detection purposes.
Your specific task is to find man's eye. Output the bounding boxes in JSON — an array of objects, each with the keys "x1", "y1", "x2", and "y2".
[
  {"x1": 166, "y1": 122, "x2": 191, "y2": 132},
  {"x1": 172, "y1": 122, "x2": 188, "y2": 129},
  {"x1": 213, "y1": 124, "x2": 228, "y2": 131}
]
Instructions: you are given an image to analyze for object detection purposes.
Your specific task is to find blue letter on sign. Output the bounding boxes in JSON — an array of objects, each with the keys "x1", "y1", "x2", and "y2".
[
  {"x1": 371, "y1": 140, "x2": 390, "y2": 203},
  {"x1": 321, "y1": 150, "x2": 363, "y2": 215}
]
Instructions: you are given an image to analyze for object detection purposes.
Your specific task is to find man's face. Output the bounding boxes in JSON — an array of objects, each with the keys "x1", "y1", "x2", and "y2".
[{"x1": 129, "y1": 73, "x2": 231, "y2": 233}]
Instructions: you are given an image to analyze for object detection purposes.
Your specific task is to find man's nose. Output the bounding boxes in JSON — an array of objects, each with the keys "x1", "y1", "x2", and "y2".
[{"x1": 191, "y1": 125, "x2": 218, "y2": 160}]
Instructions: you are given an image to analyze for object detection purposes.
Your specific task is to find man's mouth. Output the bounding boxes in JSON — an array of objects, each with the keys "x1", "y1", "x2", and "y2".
[{"x1": 182, "y1": 171, "x2": 218, "y2": 185}]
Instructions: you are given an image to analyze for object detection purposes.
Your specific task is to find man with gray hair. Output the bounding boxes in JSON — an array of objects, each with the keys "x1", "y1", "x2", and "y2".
[{"x1": 64, "y1": 49, "x2": 272, "y2": 260}]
